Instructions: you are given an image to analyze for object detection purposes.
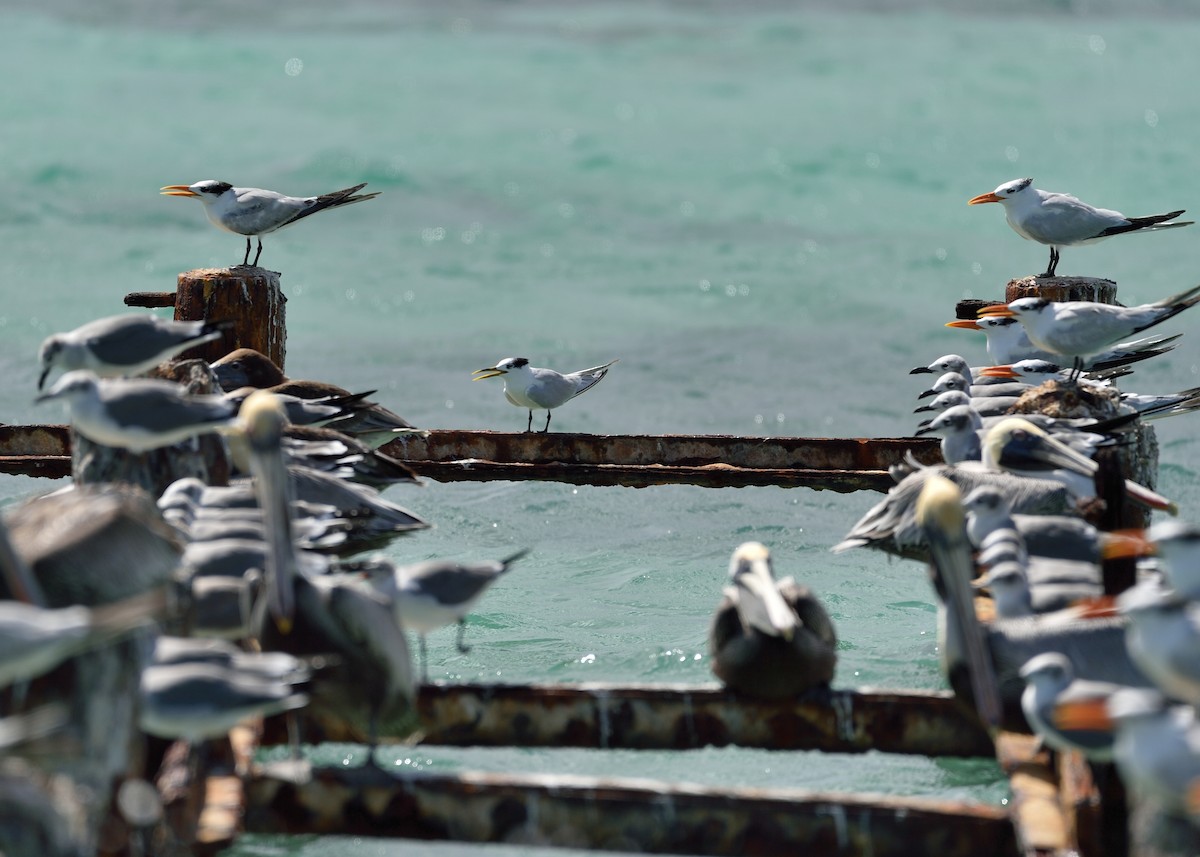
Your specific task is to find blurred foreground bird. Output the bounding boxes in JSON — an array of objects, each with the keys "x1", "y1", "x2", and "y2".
[
  {"x1": 709, "y1": 541, "x2": 837, "y2": 699},
  {"x1": 366, "y1": 550, "x2": 529, "y2": 682},
  {"x1": 37, "y1": 314, "x2": 229, "y2": 391}
]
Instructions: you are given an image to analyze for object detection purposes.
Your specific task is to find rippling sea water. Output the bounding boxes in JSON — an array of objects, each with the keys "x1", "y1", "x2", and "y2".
[{"x1": 4, "y1": 2, "x2": 1200, "y2": 853}]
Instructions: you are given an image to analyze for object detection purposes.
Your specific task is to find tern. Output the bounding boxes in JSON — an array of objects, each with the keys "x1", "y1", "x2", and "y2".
[
  {"x1": 139, "y1": 660, "x2": 309, "y2": 742},
  {"x1": 914, "y1": 404, "x2": 983, "y2": 464},
  {"x1": 1119, "y1": 583, "x2": 1200, "y2": 707},
  {"x1": 0, "y1": 590, "x2": 163, "y2": 689},
  {"x1": 1019, "y1": 652, "x2": 1121, "y2": 760},
  {"x1": 945, "y1": 315, "x2": 1180, "y2": 370},
  {"x1": 1056, "y1": 688, "x2": 1200, "y2": 823},
  {"x1": 161, "y1": 180, "x2": 380, "y2": 267},
  {"x1": 472, "y1": 357, "x2": 618, "y2": 432},
  {"x1": 366, "y1": 550, "x2": 529, "y2": 682},
  {"x1": 37, "y1": 314, "x2": 230, "y2": 391},
  {"x1": 977, "y1": 284, "x2": 1200, "y2": 377},
  {"x1": 963, "y1": 485, "x2": 1138, "y2": 564},
  {"x1": 35, "y1": 371, "x2": 238, "y2": 453},
  {"x1": 708, "y1": 541, "x2": 837, "y2": 699},
  {"x1": 916, "y1": 475, "x2": 1149, "y2": 729},
  {"x1": 967, "y1": 178, "x2": 1191, "y2": 278}
]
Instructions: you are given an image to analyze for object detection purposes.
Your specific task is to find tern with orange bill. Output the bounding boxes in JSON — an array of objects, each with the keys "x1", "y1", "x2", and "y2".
[
  {"x1": 967, "y1": 178, "x2": 1191, "y2": 277},
  {"x1": 1020, "y1": 652, "x2": 1123, "y2": 760},
  {"x1": 161, "y1": 180, "x2": 380, "y2": 267},
  {"x1": 945, "y1": 315, "x2": 1180, "y2": 370},
  {"x1": 976, "y1": 285, "x2": 1200, "y2": 378}
]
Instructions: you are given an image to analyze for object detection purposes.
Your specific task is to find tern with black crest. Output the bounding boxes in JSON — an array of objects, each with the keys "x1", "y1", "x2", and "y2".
[
  {"x1": 968, "y1": 178, "x2": 1191, "y2": 277},
  {"x1": 473, "y1": 356, "x2": 617, "y2": 432},
  {"x1": 161, "y1": 180, "x2": 380, "y2": 267}
]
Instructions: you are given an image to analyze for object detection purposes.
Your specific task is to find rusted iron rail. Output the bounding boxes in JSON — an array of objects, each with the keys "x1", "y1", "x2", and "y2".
[
  {"x1": 243, "y1": 764, "x2": 1017, "y2": 857},
  {"x1": 414, "y1": 682, "x2": 994, "y2": 756},
  {"x1": 267, "y1": 682, "x2": 994, "y2": 758},
  {"x1": 382, "y1": 430, "x2": 940, "y2": 491},
  {"x1": 0, "y1": 425, "x2": 939, "y2": 491}
]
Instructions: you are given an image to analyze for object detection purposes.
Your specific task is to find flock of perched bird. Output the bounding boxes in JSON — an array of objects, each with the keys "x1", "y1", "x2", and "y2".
[
  {"x1": 830, "y1": 180, "x2": 1200, "y2": 840},
  {"x1": 2, "y1": 174, "x2": 1199, "y2": 852}
]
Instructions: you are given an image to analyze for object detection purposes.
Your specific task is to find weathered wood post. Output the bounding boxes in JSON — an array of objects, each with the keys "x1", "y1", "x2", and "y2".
[{"x1": 125, "y1": 266, "x2": 287, "y2": 371}]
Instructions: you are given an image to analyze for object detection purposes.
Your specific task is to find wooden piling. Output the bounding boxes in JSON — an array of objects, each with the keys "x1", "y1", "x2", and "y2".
[
  {"x1": 1004, "y1": 275, "x2": 1117, "y2": 305},
  {"x1": 134, "y1": 267, "x2": 288, "y2": 369}
]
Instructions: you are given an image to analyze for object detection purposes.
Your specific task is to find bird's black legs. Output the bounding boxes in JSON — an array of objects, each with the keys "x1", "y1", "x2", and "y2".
[
  {"x1": 418, "y1": 634, "x2": 429, "y2": 684},
  {"x1": 539, "y1": 411, "x2": 551, "y2": 433},
  {"x1": 1039, "y1": 247, "x2": 1060, "y2": 278},
  {"x1": 525, "y1": 410, "x2": 533, "y2": 432},
  {"x1": 252, "y1": 238, "x2": 263, "y2": 267},
  {"x1": 242, "y1": 238, "x2": 252, "y2": 266},
  {"x1": 455, "y1": 619, "x2": 472, "y2": 654}
]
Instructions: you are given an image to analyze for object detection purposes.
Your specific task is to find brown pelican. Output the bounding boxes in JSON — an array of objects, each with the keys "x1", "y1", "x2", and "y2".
[
  {"x1": 238, "y1": 391, "x2": 415, "y2": 753},
  {"x1": 708, "y1": 541, "x2": 837, "y2": 700}
]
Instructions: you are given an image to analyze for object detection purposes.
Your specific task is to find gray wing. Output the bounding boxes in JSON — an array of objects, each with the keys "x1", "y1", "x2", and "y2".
[
  {"x1": 82, "y1": 316, "x2": 210, "y2": 367},
  {"x1": 401, "y1": 563, "x2": 500, "y2": 606},
  {"x1": 1018, "y1": 193, "x2": 1127, "y2": 245},
  {"x1": 565, "y1": 359, "x2": 618, "y2": 400},
  {"x1": 100, "y1": 386, "x2": 236, "y2": 432}
]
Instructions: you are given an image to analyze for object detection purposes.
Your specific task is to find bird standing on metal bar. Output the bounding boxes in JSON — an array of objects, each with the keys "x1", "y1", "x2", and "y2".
[
  {"x1": 364, "y1": 550, "x2": 530, "y2": 683},
  {"x1": 708, "y1": 541, "x2": 837, "y2": 699},
  {"x1": 160, "y1": 180, "x2": 380, "y2": 267},
  {"x1": 472, "y1": 356, "x2": 617, "y2": 432},
  {"x1": 967, "y1": 178, "x2": 1191, "y2": 278}
]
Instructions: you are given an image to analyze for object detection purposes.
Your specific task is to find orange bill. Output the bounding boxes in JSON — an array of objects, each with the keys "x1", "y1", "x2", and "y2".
[{"x1": 1052, "y1": 698, "x2": 1112, "y2": 732}]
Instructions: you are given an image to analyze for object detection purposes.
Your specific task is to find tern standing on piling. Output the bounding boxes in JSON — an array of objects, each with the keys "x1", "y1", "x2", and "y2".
[
  {"x1": 977, "y1": 284, "x2": 1200, "y2": 377},
  {"x1": 968, "y1": 178, "x2": 1191, "y2": 278},
  {"x1": 161, "y1": 180, "x2": 380, "y2": 267},
  {"x1": 473, "y1": 357, "x2": 618, "y2": 433}
]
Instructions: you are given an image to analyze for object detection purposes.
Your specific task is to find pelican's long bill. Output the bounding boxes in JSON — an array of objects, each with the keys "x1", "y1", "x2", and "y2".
[{"x1": 729, "y1": 543, "x2": 797, "y2": 641}]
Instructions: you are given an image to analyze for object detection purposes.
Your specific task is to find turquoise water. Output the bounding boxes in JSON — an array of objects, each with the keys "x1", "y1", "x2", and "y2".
[{"x1": 4, "y1": 2, "x2": 1200, "y2": 853}]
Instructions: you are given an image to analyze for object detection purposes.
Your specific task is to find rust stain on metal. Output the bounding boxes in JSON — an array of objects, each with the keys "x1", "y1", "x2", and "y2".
[
  {"x1": 124, "y1": 291, "x2": 177, "y2": 308},
  {"x1": 268, "y1": 682, "x2": 992, "y2": 758},
  {"x1": 244, "y1": 765, "x2": 1015, "y2": 856}
]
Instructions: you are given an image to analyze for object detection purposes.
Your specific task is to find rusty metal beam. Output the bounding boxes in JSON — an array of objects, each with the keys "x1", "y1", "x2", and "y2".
[
  {"x1": 382, "y1": 430, "x2": 939, "y2": 491},
  {"x1": 0, "y1": 426, "x2": 939, "y2": 491},
  {"x1": 266, "y1": 682, "x2": 993, "y2": 758},
  {"x1": 244, "y1": 764, "x2": 1017, "y2": 857},
  {"x1": 125, "y1": 291, "x2": 177, "y2": 308}
]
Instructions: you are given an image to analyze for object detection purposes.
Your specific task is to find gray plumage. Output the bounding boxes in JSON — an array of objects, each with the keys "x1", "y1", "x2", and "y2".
[
  {"x1": 36, "y1": 371, "x2": 236, "y2": 453},
  {"x1": 38, "y1": 314, "x2": 228, "y2": 390},
  {"x1": 831, "y1": 462, "x2": 1075, "y2": 560}
]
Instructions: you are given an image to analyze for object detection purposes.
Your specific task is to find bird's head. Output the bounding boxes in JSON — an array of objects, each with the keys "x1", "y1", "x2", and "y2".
[
  {"x1": 160, "y1": 180, "x2": 233, "y2": 202},
  {"x1": 977, "y1": 297, "x2": 1050, "y2": 321},
  {"x1": 1018, "y1": 651, "x2": 1073, "y2": 688},
  {"x1": 472, "y1": 356, "x2": 529, "y2": 381},
  {"x1": 36, "y1": 334, "x2": 67, "y2": 391},
  {"x1": 34, "y1": 370, "x2": 98, "y2": 405},
  {"x1": 968, "y1": 177, "x2": 1034, "y2": 205}
]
